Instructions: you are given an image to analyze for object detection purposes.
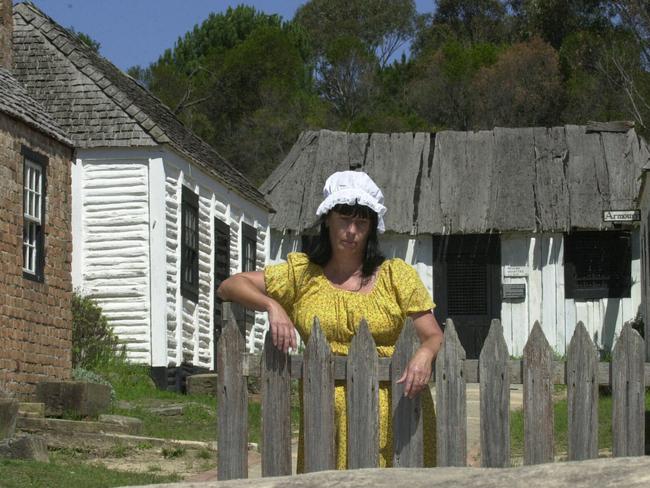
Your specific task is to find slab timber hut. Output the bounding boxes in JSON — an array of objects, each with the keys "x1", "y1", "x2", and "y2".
[
  {"x1": 10, "y1": 3, "x2": 273, "y2": 382},
  {"x1": 261, "y1": 125, "x2": 650, "y2": 359}
]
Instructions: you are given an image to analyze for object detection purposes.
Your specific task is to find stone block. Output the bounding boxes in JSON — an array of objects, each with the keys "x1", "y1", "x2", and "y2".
[
  {"x1": 98, "y1": 414, "x2": 143, "y2": 435},
  {"x1": 35, "y1": 381, "x2": 111, "y2": 417},
  {"x1": 0, "y1": 434, "x2": 48, "y2": 462},
  {"x1": 0, "y1": 398, "x2": 18, "y2": 440},
  {"x1": 18, "y1": 402, "x2": 45, "y2": 418},
  {"x1": 186, "y1": 373, "x2": 218, "y2": 396}
]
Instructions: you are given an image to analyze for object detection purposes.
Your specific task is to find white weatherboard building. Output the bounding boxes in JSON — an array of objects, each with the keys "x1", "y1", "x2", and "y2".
[
  {"x1": 261, "y1": 126, "x2": 650, "y2": 359},
  {"x1": 12, "y1": 3, "x2": 272, "y2": 377}
]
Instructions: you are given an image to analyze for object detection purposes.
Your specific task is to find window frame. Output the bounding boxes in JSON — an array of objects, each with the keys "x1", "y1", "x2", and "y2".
[
  {"x1": 564, "y1": 230, "x2": 632, "y2": 300},
  {"x1": 180, "y1": 186, "x2": 199, "y2": 302},
  {"x1": 22, "y1": 147, "x2": 47, "y2": 283}
]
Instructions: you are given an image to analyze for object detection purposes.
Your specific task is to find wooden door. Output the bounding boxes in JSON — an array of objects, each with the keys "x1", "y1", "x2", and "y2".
[{"x1": 433, "y1": 234, "x2": 501, "y2": 359}]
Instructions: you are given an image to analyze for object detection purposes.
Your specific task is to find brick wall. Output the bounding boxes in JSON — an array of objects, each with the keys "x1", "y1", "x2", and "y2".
[{"x1": 0, "y1": 112, "x2": 73, "y2": 400}]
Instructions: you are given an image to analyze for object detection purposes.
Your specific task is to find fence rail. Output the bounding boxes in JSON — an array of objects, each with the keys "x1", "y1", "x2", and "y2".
[{"x1": 216, "y1": 303, "x2": 646, "y2": 480}]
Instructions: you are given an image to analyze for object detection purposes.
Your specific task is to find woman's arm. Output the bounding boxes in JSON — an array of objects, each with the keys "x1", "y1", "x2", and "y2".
[
  {"x1": 396, "y1": 310, "x2": 444, "y2": 399},
  {"x1": 217, "y1": 272, "x2": 297, "y2": 353}
]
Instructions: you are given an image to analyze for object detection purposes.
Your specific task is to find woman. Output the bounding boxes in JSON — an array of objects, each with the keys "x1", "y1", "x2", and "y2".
[{"x1": 217, "y1": 170, "x2": 443, "y2": 469}]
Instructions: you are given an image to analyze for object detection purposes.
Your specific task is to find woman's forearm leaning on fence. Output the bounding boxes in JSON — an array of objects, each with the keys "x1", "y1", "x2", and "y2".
[{"x1": 217, "y1": 272, "x2": 297, "y2": 352}]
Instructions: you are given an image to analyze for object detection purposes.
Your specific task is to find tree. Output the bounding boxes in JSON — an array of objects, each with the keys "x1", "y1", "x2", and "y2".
[
  {"x1": 294, "y1": 0, "x2": 417, "y2": 67},
  {"x1": 472, "y1": 37, "x2": 563, "y2": 128},
  {"x1": 408, "y1": 40, "x2": 501, "y2": 130}
]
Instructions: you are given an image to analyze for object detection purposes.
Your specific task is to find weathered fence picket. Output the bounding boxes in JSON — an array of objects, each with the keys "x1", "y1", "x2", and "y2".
[
  {"x1": 391, "y1": 318, "x2": 424, "y2": 467},
  {"x1": 567, "y1": 321, "x2": 598, "y2": 461},
  {"x1": 523, "y1": 321, "x2": 554, "y2": 465},
  {"x1": 216, "y1": 303, "x2": 248, "y2": 480},
  {"x1": 261, "y1": 333, "x2": 292, "y2": 476},
  {"x1": 435, "y1": 319, "x2": 467, "y2": 467},
  {"x1": 347, "y1": 319, "x2": 379, "y2": 468},
  {"x1": 215, "y1": 304, "x2": 649, "y2": 481},
  {"x1": 302, "y1": 318, "x2": 335, "y2": 472},
  {"x1": 479, "y1": 319, "x2": 510, "y2": 467},
  {"x1": 612, "y1": 324, "x2": 645, "y2": 457}
]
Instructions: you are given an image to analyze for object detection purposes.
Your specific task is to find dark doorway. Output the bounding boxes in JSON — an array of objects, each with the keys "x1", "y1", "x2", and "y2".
[{"x1": 432, "y1": 234, "x2": 501, "y2": 359}]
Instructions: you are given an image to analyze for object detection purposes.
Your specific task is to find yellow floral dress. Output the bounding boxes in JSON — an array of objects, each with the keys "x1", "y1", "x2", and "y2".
[{"x1": 264, "y1": 252, "x2": 436, "y2": 470}]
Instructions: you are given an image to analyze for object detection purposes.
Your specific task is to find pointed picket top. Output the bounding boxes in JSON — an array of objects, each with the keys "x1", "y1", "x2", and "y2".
[
  {"x1": 567, "y1": 321, "x2": 598, "y2": 461},
  {"x1": 303, "y1": 317, "x2": 336, "y2": 472},
  {"x1": 523, "y1": 320, "x2": 554, "y2": 465},
  {"x1": 347, "y1": 318, "x2": 379, "y2": 469},
  {"x1": 524, "y1": 321, "x2": 551, "y2": 356},
  {"x1": 611, "y1": 323, "x2": 645, "y2": 457},
  {"x1": 436, "y1": 318, "x2": 467, "y2": 467},
  {"x1": 221, "y1": 301, "x2": 239, "y2": 333},
  {"x1": 479, "y1": 319, "x2": 510, "y2": 467},
  {"x1": 391, "y1": 318, "x2": 424, "y2": 467}
]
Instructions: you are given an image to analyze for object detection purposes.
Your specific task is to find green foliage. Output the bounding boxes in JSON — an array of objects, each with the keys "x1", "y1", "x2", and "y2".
[
  {"x1": 72, "y1": 367, "x2": 116, "y2": 403},
  {"x1": 72, "y1": 293, "x2": 124, "y2": 370},
  {"x1": 68, "y1": 26, "x2": 101, "y2": 53}
]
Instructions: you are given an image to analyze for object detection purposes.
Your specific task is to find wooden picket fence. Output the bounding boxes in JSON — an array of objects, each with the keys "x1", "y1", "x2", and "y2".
[{"x1": 216, "y1": 303, "x2": 647, "y2": 480}]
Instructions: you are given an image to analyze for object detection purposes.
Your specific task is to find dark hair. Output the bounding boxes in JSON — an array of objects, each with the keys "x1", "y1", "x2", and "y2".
[{"x1": 306, "y1": 203, "x2": 385, "y2": 278}]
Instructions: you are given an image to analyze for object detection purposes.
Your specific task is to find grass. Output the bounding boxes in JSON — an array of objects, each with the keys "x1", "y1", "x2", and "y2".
[
  {"x1": 510, "y1": 387, "x2": 650, "y2": 459},
  {"x1": 0, "y1": 456, "x2": 180, "y2": 488}
]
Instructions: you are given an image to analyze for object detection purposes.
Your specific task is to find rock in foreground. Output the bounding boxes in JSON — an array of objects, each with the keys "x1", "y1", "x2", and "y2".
[{"x1": 121, "y1": 456, "x2": 650, "y2": 488}]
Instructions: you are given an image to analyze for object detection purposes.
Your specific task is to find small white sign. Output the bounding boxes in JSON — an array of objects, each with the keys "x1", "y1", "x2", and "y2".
[
  {"x1": 603, "y1": 210, "x2": 640, "y2": 222},
  {"x1": 504, "y1": 265, "x2": 528, "y2": 277}
]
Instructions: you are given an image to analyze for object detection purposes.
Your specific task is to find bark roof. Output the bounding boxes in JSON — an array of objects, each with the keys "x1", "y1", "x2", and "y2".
[
  {"x1": 260, "y1": 126, "x2": 650, "y2": 234},
  {"x1": 0, "y1": 67, "x2": 72, "y2": 146},
  {"x1": 12, "y1": 3, "x2": 271, "y2": 211}
]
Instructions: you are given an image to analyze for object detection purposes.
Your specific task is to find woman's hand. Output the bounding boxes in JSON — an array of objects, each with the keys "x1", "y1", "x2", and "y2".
[
  {"x1": 396, "y1": 347, "x2": 434, "y2": 399},
  {"x1": 267, "y1": 300, "x2": 297, "y2": 353}
]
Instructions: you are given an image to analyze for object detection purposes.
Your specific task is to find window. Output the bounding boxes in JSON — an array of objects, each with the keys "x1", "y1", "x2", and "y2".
[
  {"x1": 240, "y1": 223, "x2": 257, "y2": 333},
  {"x1": 181, "y1": 186, "x2": 199, "y2": 302},
  {"x1": 213, "y1": 218, "x2": 230, "y2": 352},
  {"x1": 22, "y1": 148, "x2": 47, "y2": 282},
  {"x1": 564, "y1": 231, "x2": 631, "y2": 299}
]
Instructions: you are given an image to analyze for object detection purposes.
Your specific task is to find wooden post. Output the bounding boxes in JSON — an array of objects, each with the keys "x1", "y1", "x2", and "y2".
[
  {"x1": 217, "y1": 302, "x2": 248, "y2": 480},
  {"x1": 523, "y1": 321, "x2": 554, "y2": 465},
  {"x1": 261, "y1": 333, "x2": 292, "y2": 476},
  {"x1": 479, "y1": 319, "x2": 510, "y2": 467},
  {"x1": 303, "y1": 318, "x2": 336, "y2": 472},
  {"x1": 612, "y1": 323, "x2": 645, "y2": 457},
  {"x1": 391, "y1": 318, "x2": 424, "y2": 467},
  {"x1": 347, "y1": 319, "x2": 379, "y2": 468},
  {"x1": 567, "y1": 322, "x2": 598, "y2": 460},
  {"x1": 436, "y1": 319, "x2": 467, "y2": 467}
]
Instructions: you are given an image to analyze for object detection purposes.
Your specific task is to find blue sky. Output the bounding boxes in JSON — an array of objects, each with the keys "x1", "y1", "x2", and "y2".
[{"x1": 23, "y1": 1, "x2": 435, "y2": 71}]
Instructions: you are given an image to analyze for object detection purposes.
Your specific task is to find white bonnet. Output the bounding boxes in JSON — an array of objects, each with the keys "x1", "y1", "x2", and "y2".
[{"x1": 315, "y1": 171, "x2": 386, "y2": 233}]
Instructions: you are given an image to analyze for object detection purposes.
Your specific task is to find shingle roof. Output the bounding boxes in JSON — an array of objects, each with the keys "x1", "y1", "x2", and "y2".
[
  {"x1": 261, "y1": 127, "x2": 650, "y2": 234},
  {"x1": 0, "y1": 67, "x2": 72, "y2": 146},
  {"x1": 12, "y1": 3, "x2": 271, "y2": 211}
]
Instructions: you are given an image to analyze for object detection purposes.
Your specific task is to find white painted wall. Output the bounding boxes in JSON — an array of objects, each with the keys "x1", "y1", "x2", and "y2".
[
  {"x1": 501, "y1": 232, "x2": 641, "y2": 357},
  {"x1": 161, "y1": 148, "x2": 270, "y2": 365},
  {"x1": 74, "y1": 148, "x2": 154, "y2": 364}
]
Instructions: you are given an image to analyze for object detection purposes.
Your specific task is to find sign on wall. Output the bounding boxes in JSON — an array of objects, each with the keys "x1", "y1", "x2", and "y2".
[
  {"x1": 602, "y1": 210, "x2": 640, "y2": 222},
  {"x1": 504, "y1": 265, "x2": 528, "y2": 277}
]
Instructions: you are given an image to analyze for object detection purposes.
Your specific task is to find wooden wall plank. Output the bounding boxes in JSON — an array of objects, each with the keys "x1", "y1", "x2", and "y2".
[
  {"x1": 261, "y1": 333, "x2": 292, "y2": 477},
  {"x1": 479, "y1": 319, "x2": 510, "y2": 467},
  {"x1": 303, "y1": 318, "x2": 336, "y2": 472},
  {"x1": 523, "y1": 321, "x2": 554, "y2": 465},
  {"x1": 217, "y1": 303, "x2": 248, "y2": 480},
  {"x1": 612, "y1": 324, "x2": 645, "y2": 457},
  {"x1": 347, "y1": 320, "x2": 379, "y2": 468},
  {"x1": 436, "y1": 319, "x2": 467, "y2": 466},
  {"x1": 567, "y1": 322, "x2": 599, "y2": 460},
  {"x1": 391, "y1": 318, "x2": 424, "y2": 467}
]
